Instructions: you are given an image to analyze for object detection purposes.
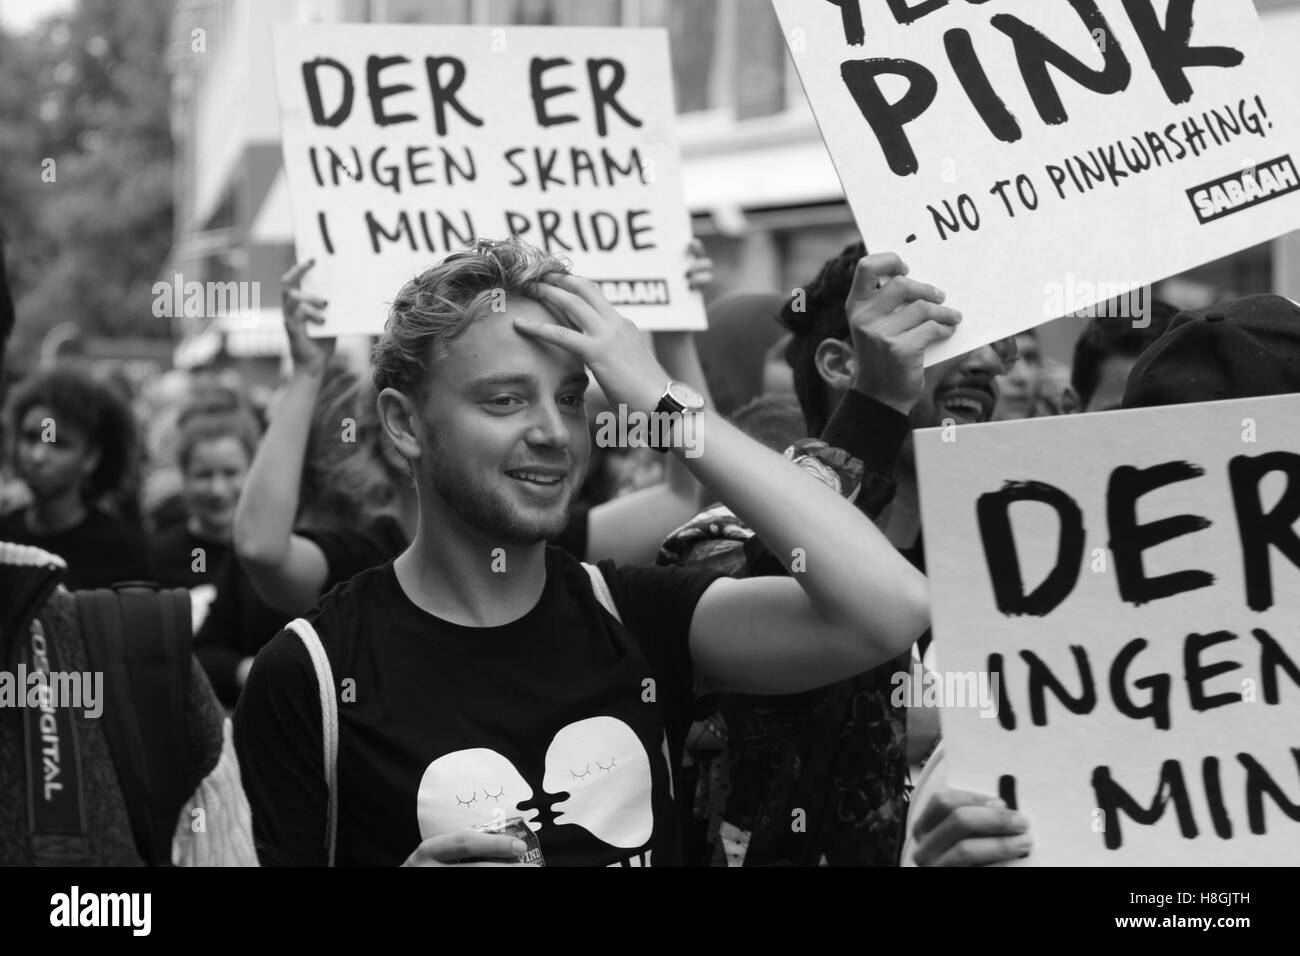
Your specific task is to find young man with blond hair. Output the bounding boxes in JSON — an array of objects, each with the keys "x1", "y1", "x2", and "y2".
[{"x1": 235, "y1": 238, "x2": 953, "y2": 867}]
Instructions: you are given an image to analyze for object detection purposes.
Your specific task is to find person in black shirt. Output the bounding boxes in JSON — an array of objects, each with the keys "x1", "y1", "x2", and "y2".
[
  {"x1": 193, "y1": 556, "x2": 293, "y2": 707},
  {"x1": 0, "y1": 368, "x2": 149, "y2": 589},
  {"x1": 150, "y1": 410, "x2": 284, "y2": 705},
  {"x1": 234, "y1": 238, "x2": 940, "y2": 867},
  {"x1": 232, "y1": 250, "x2": 714, "y2": 619},
  {"x1": 150, "y1": 412, "x2": 262, "y2": 596}
]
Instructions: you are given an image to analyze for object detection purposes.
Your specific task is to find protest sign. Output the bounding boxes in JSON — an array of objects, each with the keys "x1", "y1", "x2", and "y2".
[
  {"x1": 914, "y1": 393, "x2": 1300, "y2": 864},
  {"x1": 773, "y1": 0, "x2": 1300, "y2": 364},
  {"x1": 273, "y1": 24, "x2": 704, "y2": 335}
]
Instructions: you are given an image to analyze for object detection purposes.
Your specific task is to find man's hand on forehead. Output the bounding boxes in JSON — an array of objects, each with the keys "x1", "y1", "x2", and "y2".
[
  {"x1": 512, "y1": 273, "x2": 669, "y2": 417},
  {"x1": 527, "y1": 281, "x2": 579, "y2": 332}
]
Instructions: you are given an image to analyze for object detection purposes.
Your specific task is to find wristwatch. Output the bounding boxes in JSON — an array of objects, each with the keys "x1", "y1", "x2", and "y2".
[{"x1": 650, "y1": 380, "x2": 706, "y2": 453}]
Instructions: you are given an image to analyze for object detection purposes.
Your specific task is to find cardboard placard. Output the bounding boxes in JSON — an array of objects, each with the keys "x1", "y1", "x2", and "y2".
[
  {"x1": 775, "y1": 0, "x2": 1300, "y2": 363},
  {"x1": 915, "y1": 394, "x2": 1300, "y2": 864},
  {"x1": 273, "y1": 23, "x2": 704, "y2": 334}
]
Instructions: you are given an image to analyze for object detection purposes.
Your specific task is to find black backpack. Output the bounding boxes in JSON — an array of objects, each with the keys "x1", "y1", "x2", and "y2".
[{"x1": 76, "y1": 583, "x2": 192, "y2": 866}]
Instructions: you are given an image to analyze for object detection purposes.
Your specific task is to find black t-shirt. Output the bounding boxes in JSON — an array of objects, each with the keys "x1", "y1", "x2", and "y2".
[
  {"x1": 148, "y1": 522, "x2": 289, "y2": 702},
  {"x1": 148, "y1": 522, "x2": 287, "y2": 705},
  {"x1": 234, "y1": 547, "x2": 722, "y2": 867},
  {"x1": 193, "y1": 554, "x2": 294, "y2": 707},
  {"x1": 300, "y1": 514, "x2": 409, "y2": 590},
  {"x1": 148, "y1": 523, "x2": 229, "y2": 589},
  {"x1": 300, "y1": 505, "x2": 592, "y2": 592},
  {"x1": 0, "y1": 507, "x2": 149, "y2": 591},
  {"x1": 149, "y1": 524, "x2": 227, "y2": 629}
]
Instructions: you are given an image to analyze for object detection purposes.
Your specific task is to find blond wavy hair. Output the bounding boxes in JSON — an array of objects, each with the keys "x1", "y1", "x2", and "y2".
[{"x1": 371, "y1": 238, "x2": 570, "y2": 400}]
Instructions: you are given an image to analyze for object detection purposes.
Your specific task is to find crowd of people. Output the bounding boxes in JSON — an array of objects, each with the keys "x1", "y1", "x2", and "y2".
[{"x1": 1, "y1": 221, "x2": 1296, "y2": 867}]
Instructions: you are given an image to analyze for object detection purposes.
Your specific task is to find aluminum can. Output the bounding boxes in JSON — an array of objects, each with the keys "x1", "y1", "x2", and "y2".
[{"x1": 473, "y1": 816, "x2": 545, "y2": 866}]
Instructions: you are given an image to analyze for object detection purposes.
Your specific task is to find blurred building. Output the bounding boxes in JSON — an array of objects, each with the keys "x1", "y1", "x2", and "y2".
[{"x1": 166, "y1": 0, "x2": 1300, "y2": 374}]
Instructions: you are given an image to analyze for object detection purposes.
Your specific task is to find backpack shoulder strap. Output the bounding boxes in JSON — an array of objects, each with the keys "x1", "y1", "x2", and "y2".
[
  {"x1": 77, "y1": 585, "x2": 191, "y2": 865},
  {"x1": 581, "y1": 561, "x2": 623, "y2": 625},
  {"x1": 127, "y1": 586, "x2": 191, "y2": 855},
  {"x1": 285, "y1": 617, "x2": 339, "y2": 867}
]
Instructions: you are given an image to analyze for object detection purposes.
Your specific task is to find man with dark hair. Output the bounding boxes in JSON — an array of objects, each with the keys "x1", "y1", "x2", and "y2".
[
  {"x1": 663, "y1": 241, "x2": 1012, "y2": 866},
  {"x1": 784, "y1": 242, "x2": 1011, "y2": 436},
  {"x1": 234, "y1": 238, "x2": 940, "y2": 867},
  {"x1": 1070, "y1": 300, "x2": 1178, "y2": 412},
  {"x1": 0, "y1": 235, "x2": 255, "y2": 866},
  {"x1": 1, "y1": 368, "x2": 150, "y2": 589},
  {"x1": 778, "y1": 240, "x2": 1012, "y2": 593}
]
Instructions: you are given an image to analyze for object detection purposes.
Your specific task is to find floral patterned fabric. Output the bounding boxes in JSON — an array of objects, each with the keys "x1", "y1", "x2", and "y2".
[{"x1": 659, "y1": 437, "x2": 909, "y2": 867}]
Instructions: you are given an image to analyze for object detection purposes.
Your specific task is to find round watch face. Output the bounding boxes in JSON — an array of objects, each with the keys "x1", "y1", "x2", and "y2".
[{"x1": 666, "y1": 381, "x2": 705, "y2": 411}]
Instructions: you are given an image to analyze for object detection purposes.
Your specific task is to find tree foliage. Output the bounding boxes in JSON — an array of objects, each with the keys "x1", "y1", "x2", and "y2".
[{"x1": 0, "y1": 0, "x2": 174, "y2": 368}]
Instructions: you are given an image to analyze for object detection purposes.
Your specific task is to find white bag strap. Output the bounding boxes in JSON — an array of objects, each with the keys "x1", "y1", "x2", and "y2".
[
  {"x1": 581, "y1": 561, "x2": 622, "y2": 624},
  {"x1": 583, "y1": 562, "x2": 678, "y2": 798},
  {"x1": 286, "y1": 618, "x2": 339, "y2": 867}
]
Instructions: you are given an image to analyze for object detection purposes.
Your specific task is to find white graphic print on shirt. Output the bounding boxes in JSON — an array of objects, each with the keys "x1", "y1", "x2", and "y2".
[
  {"x1": 417, "y1": 747, "x2": 540, "y2": 835},
  {"x1": 542, "y1": 716, "x2": 653, "y2": 849},
  {"x1": 416, "y1": 716, "x2": 660, "y2": 865}
]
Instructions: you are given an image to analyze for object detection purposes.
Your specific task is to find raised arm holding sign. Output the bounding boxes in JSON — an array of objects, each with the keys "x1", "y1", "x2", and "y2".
[{"x1": 774, "y1": 0, "x2": 1300, "y2": 363}]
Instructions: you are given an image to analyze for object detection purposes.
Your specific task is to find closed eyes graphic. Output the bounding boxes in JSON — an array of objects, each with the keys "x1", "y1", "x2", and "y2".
[
  {"x1": 543, "y1": 717, "x2": 653, "y2": 849},
  {"x1": 417, "y1": 719, "x2": 657, "y2": 852},
  {"x1": 418, "y1": 748, "x2": 538, "y2": 837}
]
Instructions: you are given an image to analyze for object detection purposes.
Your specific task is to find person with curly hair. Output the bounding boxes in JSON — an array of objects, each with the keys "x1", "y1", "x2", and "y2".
[{"x1": 1, "y1": 367, "x2": 150, "y2": 589}]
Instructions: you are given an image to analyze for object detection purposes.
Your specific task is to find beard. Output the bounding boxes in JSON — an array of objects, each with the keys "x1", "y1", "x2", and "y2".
[{"x1": 422, "y1": 430, "x2": 576, "y2": 545}]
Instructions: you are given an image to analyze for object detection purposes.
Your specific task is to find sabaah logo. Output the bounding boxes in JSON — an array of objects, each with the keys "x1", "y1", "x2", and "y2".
[
  {"x1": 1187, "y1": 155, "x2": 1300, "y2": 224},
  {"x1": 598, "y1": 279, "x2": 670, "y2": 306},
  {"x1": 49, "y1": 886, "x2": 151, "y2": 936}
]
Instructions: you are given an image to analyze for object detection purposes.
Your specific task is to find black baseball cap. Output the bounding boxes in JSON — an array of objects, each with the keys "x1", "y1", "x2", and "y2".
[{"x1": 1121, "y1": 294, "x2": 1300, "y2": 409}]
